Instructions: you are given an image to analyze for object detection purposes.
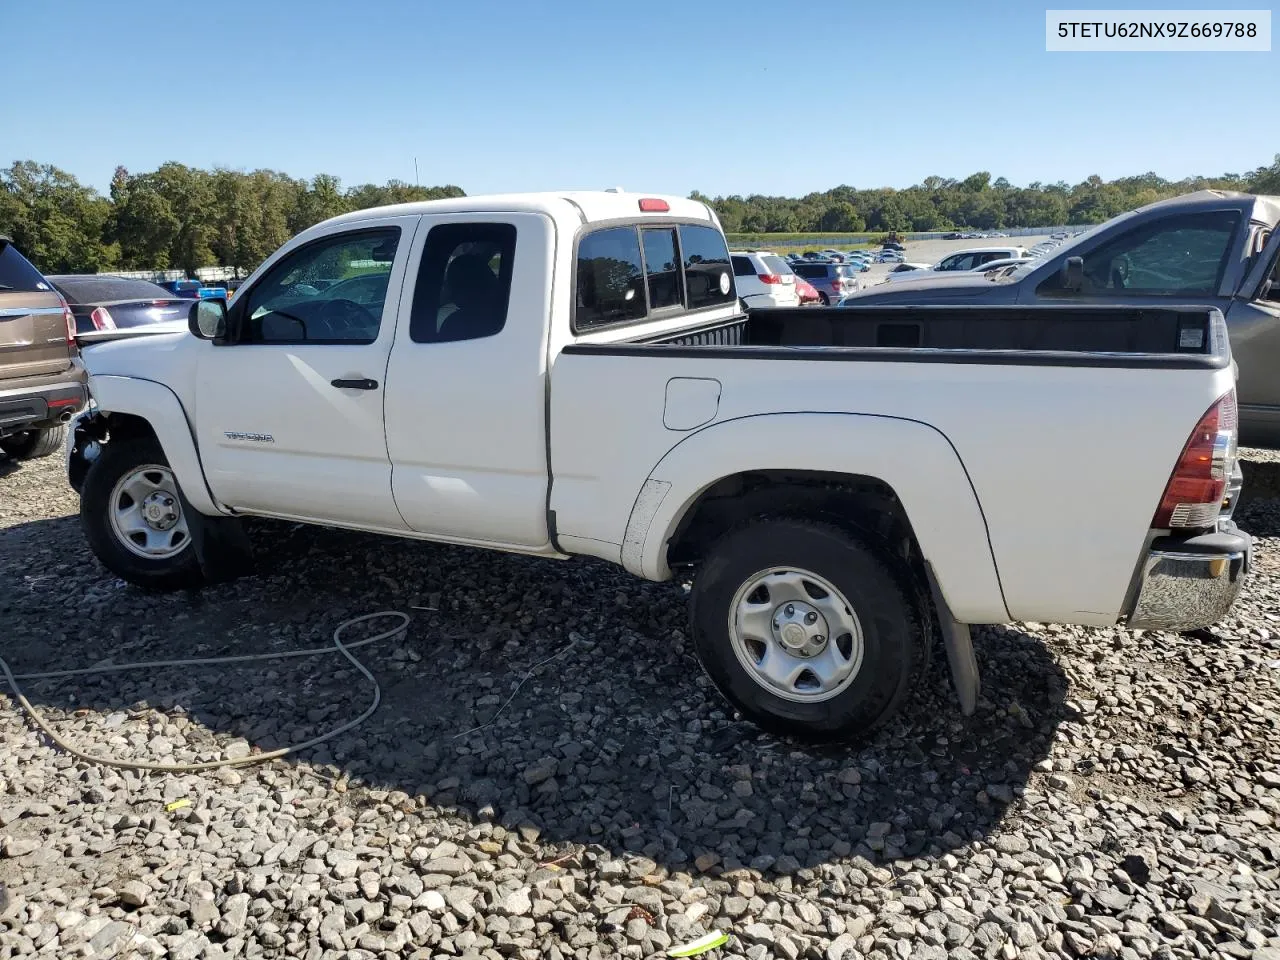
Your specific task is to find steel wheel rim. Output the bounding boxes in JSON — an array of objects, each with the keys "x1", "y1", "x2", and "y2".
[
  {"x1": 107, "y1": 463, "x2": 191, "y2": 560},
  {"x1": 728, "y1": 566, "x2": 865, "y2": 703}
]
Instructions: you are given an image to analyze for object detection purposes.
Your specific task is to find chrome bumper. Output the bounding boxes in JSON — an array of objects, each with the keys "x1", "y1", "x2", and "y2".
[{"x1": 1127, "y1": 524, "x2": 1252, "y2": 631}]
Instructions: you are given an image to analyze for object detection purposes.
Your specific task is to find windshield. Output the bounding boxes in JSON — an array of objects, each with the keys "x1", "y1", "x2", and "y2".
[
  {"x1": 762, "y1": 255, "x2": 792, "y2": 275},
  {"x1": 837, "y1": 265, "x2": 857, "y2": 278}
]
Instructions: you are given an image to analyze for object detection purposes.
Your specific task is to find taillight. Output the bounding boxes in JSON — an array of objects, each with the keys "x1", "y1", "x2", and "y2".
[
  {"x1": 89, "y1": 306, "x2": 117, "y2": 331},
  {"x1": 58, "y1": 295, "x2": 76, "y2": 345},
  {"x1": 758, "y1": 273, "x2": 782, "y2": 284},
  {"x1": 831, "y1": 278, "x2": 843, "y2": 291},
  {"x1": 1152, "y1": 390, "x2": 1238, "y2": 529}
]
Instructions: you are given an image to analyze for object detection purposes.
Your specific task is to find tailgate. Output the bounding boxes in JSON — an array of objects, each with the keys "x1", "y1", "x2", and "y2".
[
  {"x1": 0, "y1": 290, "x2": 72, "y2": 381},
  {"x1": 0, "y1": 242, "x2": 72, "y2": 381}
]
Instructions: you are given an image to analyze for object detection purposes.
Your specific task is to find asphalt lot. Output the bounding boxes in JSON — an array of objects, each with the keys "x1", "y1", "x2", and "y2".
[{"x1": 852, "y1": 235, "x2": 1059, "y2": 286}]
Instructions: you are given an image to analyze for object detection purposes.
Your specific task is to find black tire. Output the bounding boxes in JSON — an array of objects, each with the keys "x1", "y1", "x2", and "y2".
[
  {"x1": 690, "y1": 518, "x2": 928, "y2": 741},
  {"x1": 0, "y1": 424, "x2": 66, "y2": 460},
  {"x1": 80, "y1": 437, "x2": 205, "y2": 590},
  {"x1": 818, "y1": 292, "x2": 830, "y2": 305}
]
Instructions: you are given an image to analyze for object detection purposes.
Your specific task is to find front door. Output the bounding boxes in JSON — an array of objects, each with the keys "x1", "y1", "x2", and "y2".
[{"x1": 194, "y1": 217, "x2": 420, "y2": 529}]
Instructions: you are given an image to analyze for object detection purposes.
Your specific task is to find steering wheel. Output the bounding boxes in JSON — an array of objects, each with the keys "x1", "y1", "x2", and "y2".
[{"x1": 317, "y1": 298, "x2": 376, "y2": 336}]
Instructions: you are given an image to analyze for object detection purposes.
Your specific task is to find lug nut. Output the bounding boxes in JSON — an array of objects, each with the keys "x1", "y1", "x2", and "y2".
[
  {"x1": 804, "y1": 612, "x2": 818, "y2": 625},
  {"x1": 813, "y1": 635, "x2": 825, "y2": 644},
  {"x1": 785, "y1": 604, "x2": 795, "y2": 616}
]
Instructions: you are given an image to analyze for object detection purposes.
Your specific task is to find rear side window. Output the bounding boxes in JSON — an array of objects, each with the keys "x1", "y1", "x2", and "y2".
[
  {"x1": 410, "y1": 222, "x2": 516, "y2": 343},
  {"x1": 680, "y1": 224, "x2": 735, "y2": 308},
  {"x1": 731, "y1": 256, "x2": 756, "y2": 277},
  {"x1": 576, "y1": 226, "x2": 647, "y2": 330},
  {"x1": 793, "y1": 264, "x2": 820, "y2": 279},
  {"x1": 0, "y1": 243, "x2": 50, "y2": 292}
]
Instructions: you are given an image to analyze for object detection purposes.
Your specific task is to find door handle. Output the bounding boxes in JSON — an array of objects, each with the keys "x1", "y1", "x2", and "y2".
[{"x1": 330, "y1": 377, "x2": 379, "y2": 390}]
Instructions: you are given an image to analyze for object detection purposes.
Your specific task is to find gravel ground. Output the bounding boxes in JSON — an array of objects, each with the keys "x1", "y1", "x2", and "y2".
[{"x1": 1, "y1": 450, "x2": 1278, "y2": 960}]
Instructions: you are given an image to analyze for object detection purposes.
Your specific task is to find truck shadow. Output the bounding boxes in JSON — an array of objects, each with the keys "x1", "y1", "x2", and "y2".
[{"x1": 1, "y1": 515, "x2": 1071, "y2": 873}]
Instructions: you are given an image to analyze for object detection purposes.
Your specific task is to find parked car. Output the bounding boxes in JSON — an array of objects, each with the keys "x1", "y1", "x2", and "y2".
[
  {"x1": 876, "y1": 250, "x2": 906, "y2": 263},
  {"x1": 0, "y1": 238, "x2": 86, "y2": 461},
  {"x1": 67, "y1": 188, "x2": 1252, "y2": 741},
  {"x1": 881, "y1": 241, "x2": 906, "y2": 252},
  {"x1": 840, "y1": 190, "x2": 1280, "y2": 445},
  {"x1": 943, "y1": 232, "x2": 965, "y2": 240},
  {"x1": 794, "y1": 276, "x2": 822, "y2": 305},
  {"x1": 730, "y1": 251, "x2": 800, "y2": 309},
  {"x1": 157, "y1": 279, "x2": 228, "y2": 300},
  {"x1": 882, "y1": 262, "x2": 935, "y2": 283},
  {"x1": 45, "y1": 275, "x2": 191, "y2": 336},
  {"x1": 790, "y1": 260, "x2": 862, "y2": 303},
  {"x1": 973, "y1": 257, "x2": 1036, "y2": 274},
  {"x1": 931, "y1": 247, "x2": 1030, "y2": 271}
]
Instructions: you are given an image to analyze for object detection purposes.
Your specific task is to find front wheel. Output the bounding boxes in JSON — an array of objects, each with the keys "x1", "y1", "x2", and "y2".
[
  {"x1": 689, "y1": 519, "x2": 928, "y2": 741},
  {"x1": 80, "y1": 437, "x2": 205, "y2": 590}
]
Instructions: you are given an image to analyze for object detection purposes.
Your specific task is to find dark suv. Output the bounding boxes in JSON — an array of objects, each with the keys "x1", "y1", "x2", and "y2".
[{"x1": 0, "y1": 238, "x2": 87, "y2": 461}]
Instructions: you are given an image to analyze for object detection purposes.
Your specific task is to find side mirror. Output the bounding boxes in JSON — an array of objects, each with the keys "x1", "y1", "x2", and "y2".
[
  {"x1": 189, "y1": 297, "x2": 227, "y2": 341},
  {"x1": 1061, "y1": 256, "x2": 1085, "y2": 292}
]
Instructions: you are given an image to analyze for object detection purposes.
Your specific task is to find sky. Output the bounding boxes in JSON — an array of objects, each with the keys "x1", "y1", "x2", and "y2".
[{"x1": 2, "y1": 0, "x2": 1275, "y2": 199}]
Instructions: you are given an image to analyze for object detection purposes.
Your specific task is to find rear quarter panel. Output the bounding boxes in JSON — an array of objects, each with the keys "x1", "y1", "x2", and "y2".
[{"x1": 550, "y1": 349, "x2": 1235, "y2": 625}]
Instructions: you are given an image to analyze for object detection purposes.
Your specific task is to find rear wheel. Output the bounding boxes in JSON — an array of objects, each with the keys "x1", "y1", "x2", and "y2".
[
  {"x1": 0, "y1": 424, "x2": 67, "y2": 461},
  {"x1": 818, "y1": 292, "x2": 830, "y2": 305},
  {"x1": 690, "y1": 518, "x2": 927, "y2": 740},
  {"x1": 80, "y1": 437, "x2": 205, "y2": 590}
]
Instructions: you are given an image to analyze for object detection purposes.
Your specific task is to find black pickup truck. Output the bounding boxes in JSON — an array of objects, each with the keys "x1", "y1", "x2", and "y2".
[{"x1": 843, "y1": 191, "x2": 1280, "y2": 445}]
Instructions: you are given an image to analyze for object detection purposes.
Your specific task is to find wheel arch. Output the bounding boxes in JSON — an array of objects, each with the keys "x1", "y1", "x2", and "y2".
[
  {"x1": 72, "y1": 375, "x2": 224, "y2": 516},
  {"x1": 623, "y1": 412, "x2": 1010, "y2": 624}
]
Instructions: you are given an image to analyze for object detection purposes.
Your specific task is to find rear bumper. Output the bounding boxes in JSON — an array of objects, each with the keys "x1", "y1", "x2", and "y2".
[
  {"x1": 1126, "y1": 522, "x2": 1252, "y2": 631},
  {"x1": 742, "y1": 291, "x2": 800, "y2": 309},
  {"x1": 0, "y1": 376, "x2": 88, "y2": 437}
]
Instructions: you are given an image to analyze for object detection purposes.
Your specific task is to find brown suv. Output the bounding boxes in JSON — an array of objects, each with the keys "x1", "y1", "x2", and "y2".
[{"x1": 0, "y1": 237, "x2": 87, "y2": 460}]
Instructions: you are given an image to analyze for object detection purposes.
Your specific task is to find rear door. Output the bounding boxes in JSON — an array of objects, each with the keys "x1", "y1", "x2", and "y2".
[
  {"x1": 0, "y1": 242, "x2": 71, "y2": 382},
  {"x1": 384, "y1": 212, "x2": 553, "y2": 547}
]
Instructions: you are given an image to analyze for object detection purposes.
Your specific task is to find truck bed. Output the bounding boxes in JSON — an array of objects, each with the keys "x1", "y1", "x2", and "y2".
[
  {"x1": 552, "y1": 302, "x2": 1236, "y2": 626},
  {"x1": 625, "y1": 304, "x2": 1230, "y2": 370}
]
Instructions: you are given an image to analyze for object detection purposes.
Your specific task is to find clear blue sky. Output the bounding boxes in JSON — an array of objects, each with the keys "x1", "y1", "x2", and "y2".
[{"x1": 3, "y1": 0, "x2": 1274, "y2": 198}]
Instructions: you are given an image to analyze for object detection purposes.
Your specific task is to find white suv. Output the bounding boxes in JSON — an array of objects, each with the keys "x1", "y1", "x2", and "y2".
[{"x1": 730, "y1": 251, "x2": 800, "y2": 308}]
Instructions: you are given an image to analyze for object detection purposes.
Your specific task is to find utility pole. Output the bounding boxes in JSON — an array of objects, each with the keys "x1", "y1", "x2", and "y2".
[{"x1": 414, "y1": 158, "x2": 419, "y2": 186}]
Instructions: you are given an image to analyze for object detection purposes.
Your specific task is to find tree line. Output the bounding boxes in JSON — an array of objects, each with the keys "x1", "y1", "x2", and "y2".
[
  {"x1": 697, "y1": 156, "x2": 1280, "y2": 235},
  {"x1": 0, "y1": 161, "x2": 463, "y2": 276},
  {"x1": 2, "y1": 156, "x2": 1278, "y2": 275}
]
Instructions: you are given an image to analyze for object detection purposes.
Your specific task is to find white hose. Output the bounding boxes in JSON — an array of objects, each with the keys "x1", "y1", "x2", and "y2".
[{"x1": 0, "y1": 610, "x2": 408, "y2": 773}]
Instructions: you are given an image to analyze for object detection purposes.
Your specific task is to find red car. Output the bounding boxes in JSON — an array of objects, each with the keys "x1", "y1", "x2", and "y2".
[{"x1": 795, "y1": 276, "x2": 822, "y2": 305}]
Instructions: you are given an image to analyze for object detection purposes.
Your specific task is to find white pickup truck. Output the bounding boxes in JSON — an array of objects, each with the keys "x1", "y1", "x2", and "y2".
[{"x1": 66, "y1": 190, "x2": 1253, "y2": 740}]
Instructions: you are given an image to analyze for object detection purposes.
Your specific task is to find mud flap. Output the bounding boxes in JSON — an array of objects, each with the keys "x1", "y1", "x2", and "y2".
[
  {"x1": 924, "y1": 561, "x2": 980, "y2": 716},
  {"x1": 176, "y1": 488, "x2": 254, "y2": 585}
]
